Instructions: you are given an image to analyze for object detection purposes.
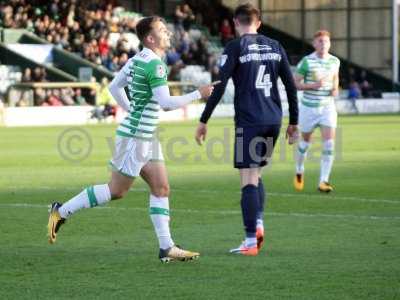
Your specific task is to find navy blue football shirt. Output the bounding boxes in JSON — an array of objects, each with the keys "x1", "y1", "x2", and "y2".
[{"x1": 200, "y1": 33, "x2": 298, "y2": 126}]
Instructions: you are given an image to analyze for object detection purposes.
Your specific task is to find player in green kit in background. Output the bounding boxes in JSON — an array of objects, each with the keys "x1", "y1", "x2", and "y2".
[
  {"x1": 293, "y1": 30, "x2": 340, "y2": 193},
  {"x1": 47, "y1": 16, "x2": 217, "y2": 262}
]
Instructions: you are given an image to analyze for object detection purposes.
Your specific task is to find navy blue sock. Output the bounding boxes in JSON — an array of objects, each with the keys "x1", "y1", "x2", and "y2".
[
  {"x1": 257, "y1": 178, "x2": 265, "y2": 221},
  {"x1": 241, "y1": 184, "x2": 259, "y2": 238}
]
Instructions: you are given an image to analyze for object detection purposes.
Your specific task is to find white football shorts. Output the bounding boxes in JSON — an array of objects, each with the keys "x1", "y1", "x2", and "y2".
[
  {"x1": 109, "y1": 136, "x2": 164, "y2": 178},
  {"x1": 299, "y1": 102, "x2": 337, "y2": 133}
]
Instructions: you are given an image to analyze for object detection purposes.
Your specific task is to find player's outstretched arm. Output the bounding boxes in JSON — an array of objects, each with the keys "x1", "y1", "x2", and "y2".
[{"x1": 152, "y1": 81, "x2": 219, "y2": 111}]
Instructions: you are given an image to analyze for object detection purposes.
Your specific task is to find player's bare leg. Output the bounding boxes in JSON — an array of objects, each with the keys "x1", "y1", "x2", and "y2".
[
  {"x1": 240, "y1": 167, "x2": 261, "y2": 188},
  {"x1": 140, "y1": 161, "x2": 199, "y2": 262},
  {"x1": 318, "y1": 126, "x2": 336, "y2": 192},
  {"x1": 108, "y1": 171, "x2": 135, "y2": 200},
  {"x1": 48, "y1": 171, "x2": 134, "y2": 244}
]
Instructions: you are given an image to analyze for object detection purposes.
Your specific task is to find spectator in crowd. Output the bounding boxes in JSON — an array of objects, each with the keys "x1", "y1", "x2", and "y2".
[
  {"x1": 45, "y1": 89, "x2": 63, "y2": 106},
  {"x1": 91, "y1": 77, "x2": 116, "y2": 120},
  {"x1": 358, "y1": 70, "x2": 373, "y2": 98},
  {"x1": 84, "y1": 77, "x2": 98, "y2": 105},
  {"x1": 186, "y1": 41, "x2": 203, "y2": 65},
  {"x1": 98, "y1": 32, "x2": 110, "y2": 57},
  {"x1": 347, "y1": 79, "x2": 360, "y2": 113},
  {"x1": 60, "y1": 87, "x2": 75, "y2": 105},
  {"x1": 15, "y1": 93, "x2": 30, "y2": 107},
  {"x1": 100, "y1": 52, "x2": 112, "y2": 70},
  {"x1": 32, "y1": 87, "x2": 90, "y2": 106},
  {"x1": 178, "y1": 31, "x2": 191, "y2": 63},
  {"x1": 109, "y1": 55, "x2": 120, "y2": 73},
  {"x1": 166, "y1": 47, "x2": 184, "y2": 81},
  {"x1": 166, "y1": 47, "x2": 182, "y2": 66},
  {"x1": 21, "y1": 67, "x2": 32, "y2": 82},
  {"x1": 34, "y1": 87, "x2": 47, "y2": 106},
  {"x1": 174, "y1": 4, "x2": 186, "y2": 32},
  {"x1": 118, "y1": 52, "x2": 129, "y2": 69},
  {"x1": 181, "y1": 4, "x2": 195, "y2": 31},
  {"x1": 32, "y1": 67, "x2": 41, "y2": 81},
  {"x1": 74, "y1": 88, "x2": 87, "y2": 105},
  {"x1": 219, "y1": 18, "x2": 234, "y2": 46},
  {"x1": 32, "y1": 67, "x2": 46, "y2": 82}
]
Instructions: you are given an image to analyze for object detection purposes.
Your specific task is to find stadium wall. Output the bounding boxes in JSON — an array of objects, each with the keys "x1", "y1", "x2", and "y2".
[
  {"x1": 1, "y1": 99, "x2": 399, "y2": 127},
  {"x1": 222, "y1": 0, "x2": 396, "y2": 82},
  {"x1": 0, "y1": 44, "x2": 76, "y2": 82}
]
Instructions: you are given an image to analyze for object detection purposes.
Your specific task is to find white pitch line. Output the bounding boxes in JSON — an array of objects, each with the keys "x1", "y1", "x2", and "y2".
[
  {"x1": 267, "y1": 192, "x2": 400, "y2": 204},
  {"x1": 0, "y1": 203, "x2": 400, "y2": 220},
  {"x1": 5, "y1": 186, "x2": 399, "y2": 205},
  {"x1": 174, "y1": 189, "x2": 400, "y2": 204}
]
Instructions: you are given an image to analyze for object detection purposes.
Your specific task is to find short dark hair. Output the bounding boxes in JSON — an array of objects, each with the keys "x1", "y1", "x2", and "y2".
[
  {"x1": 234, "y1": 3, "x2": 260, "y2": 25},
  {"x1": 135, "y1": 16, "x2": 164, "y2": 42}
]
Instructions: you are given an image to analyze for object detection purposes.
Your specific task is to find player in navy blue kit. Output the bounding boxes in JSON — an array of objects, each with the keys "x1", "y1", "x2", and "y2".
[{"x1": 195, "y1": 4, "x2": 299, "y2": 256}]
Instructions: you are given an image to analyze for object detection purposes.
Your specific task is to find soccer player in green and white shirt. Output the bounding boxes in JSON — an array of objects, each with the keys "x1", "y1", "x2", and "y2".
[
  {"x1": 293, "y1": 30, "x2": 340, "y2": 193},
  {"x1": 47, "y1": 16, "x2": 216, "y2": 262}
]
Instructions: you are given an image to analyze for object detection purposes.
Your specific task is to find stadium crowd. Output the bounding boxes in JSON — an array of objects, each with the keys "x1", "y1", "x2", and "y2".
[
  {"x1": 0, "y1": 0, "x2": 228, "y2": 110},
  {"x1": 0, "y1": 0, "x2": 381, "y2": 110},
  {"x1": 15, "y1": 66, "x2": 115, "y2": 120},
  {"x1": 14, "y1": 66, "x2": 95, "y2": 107},
  {"x1": 0, "y1": 0, "x2": 219, "y2": 77}
]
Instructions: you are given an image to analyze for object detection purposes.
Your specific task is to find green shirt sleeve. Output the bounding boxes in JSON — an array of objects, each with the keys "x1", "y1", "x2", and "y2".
[
  {"x1": 296, "y1": 57, "x2": 309, "y2": 76},
  {"x1": 147, "y1": 59, "x2": 168, "y2": 89}
]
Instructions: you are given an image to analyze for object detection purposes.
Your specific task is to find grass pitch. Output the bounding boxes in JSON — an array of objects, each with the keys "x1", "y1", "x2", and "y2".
[{"x1": 0, "y1": 115, "x2": 399, "y2": 299}]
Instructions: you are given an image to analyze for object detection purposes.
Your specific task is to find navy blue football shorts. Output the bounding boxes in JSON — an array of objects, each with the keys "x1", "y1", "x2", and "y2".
[{"x1": 234, "y1": 124, "x2": 281, "y2": 169}]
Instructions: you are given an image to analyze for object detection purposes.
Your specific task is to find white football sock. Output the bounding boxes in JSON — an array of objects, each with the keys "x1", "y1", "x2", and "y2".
[
  {"x1": 149, "y1": 194, "x2": 174, "y2": 250},
  {"x1": 320, "y1": 139, "x2": 335, "y2": 183},
  {"x1": 245, "y1": 237, "x2": 257, "y2": 248},
  {"x1": 256, "y1": 218, "x2": 264, "y2": 229},
  {"x1": 296, "y1": 140, "x2": 310, "y2": 174},
  {"x1": 59, "y1": 184, "x2": 111, "y2": 219}
]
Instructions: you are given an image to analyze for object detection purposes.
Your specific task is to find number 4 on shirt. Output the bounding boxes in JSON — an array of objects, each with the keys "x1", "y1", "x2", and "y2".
[{"x1": 255, "y1": 65, "x2": 272, "y2": 97}]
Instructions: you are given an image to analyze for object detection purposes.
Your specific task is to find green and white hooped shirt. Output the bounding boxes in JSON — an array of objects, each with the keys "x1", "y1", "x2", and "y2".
[
  {"x1": 296, "y1": 52, "x2": 340, "y2": 108},
  {"x1": 116, "y1": 48, "x2": 168, "y2": 140}
]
